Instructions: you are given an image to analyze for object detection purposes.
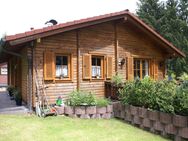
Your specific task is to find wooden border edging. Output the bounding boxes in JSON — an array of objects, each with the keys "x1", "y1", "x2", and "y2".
[{"x1": 113, "y1": 102, "x2": 188, "y2": 141}]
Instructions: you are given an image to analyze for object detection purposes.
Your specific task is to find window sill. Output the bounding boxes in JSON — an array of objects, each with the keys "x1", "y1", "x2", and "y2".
[
  {"x1": 55, "y1": 79, "x2": 73, "y2": 83},
  {"x1": 90, "y1": 78, "x2": 105, "y2": 82}
]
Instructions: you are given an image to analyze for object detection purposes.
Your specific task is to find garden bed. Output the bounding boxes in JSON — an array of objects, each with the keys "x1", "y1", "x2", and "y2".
[
  {"x1": 55, "y1": 104, "x2": 113, "y2": 119},
  {"x1": 113, "y1": 102, "x2": 188, "y2": 141}
]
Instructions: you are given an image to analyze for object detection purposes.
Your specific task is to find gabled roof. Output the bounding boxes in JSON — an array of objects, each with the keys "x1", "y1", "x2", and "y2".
[{"x1": 2, "y1": 10, "x2": 186, "y2": 57}]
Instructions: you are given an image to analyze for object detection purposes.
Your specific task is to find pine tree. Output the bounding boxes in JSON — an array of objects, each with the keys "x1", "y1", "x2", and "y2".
[{"x1": 137, "y1": 0, "x2": 188, "y2": 76}]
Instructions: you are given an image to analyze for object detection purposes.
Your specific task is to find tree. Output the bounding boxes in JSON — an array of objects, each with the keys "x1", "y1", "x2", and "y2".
[{"x1": 137, "y1": 0, "x2": 188, "y2": 76}]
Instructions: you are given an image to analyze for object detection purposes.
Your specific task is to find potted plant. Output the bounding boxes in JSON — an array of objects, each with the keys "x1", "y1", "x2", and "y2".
[
  {"x1": 13, "y1": 89, "x2": 22, "y2": 106},
  {"x1": 7, "y1": 85, "x2": 15, "y2": 99}
]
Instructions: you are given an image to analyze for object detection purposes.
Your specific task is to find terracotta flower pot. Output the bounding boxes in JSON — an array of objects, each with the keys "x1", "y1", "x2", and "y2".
[
  {"x1": 86, "y1": 106, "x2": 96, "y2": 114},
  {"x1": 142, "y1": 118, "x2": 151, "y2": 128},
  {"x1": 107, "y1": 105, "x2": 113, "y2": 113},
  {"x1": 96, "y1": 106, "x2": 107, "y2": 114},
  {"x1": 173, "y1": 115, "x2": 187, "y2": 128},
  {"x1": 164, "y1": 124, "x2": 177, "y2": 135},
  {"x1": 55, "y1": 106, "x2": 64, "y2": 115},
  {"x1": 153, "y1": 121, "x2": 164, "y2": 132},
  {"x1": 179, "y1": 127, "x2": 188, "y2": 139},
  {"x1": 64, "y1": 106, "x2": 74, "y2": 115},
  {"x1": 160, "y1": 112, "x2": 172, "y2": 124},
  {"x1": 148, "y1": 110, "x2": 159, "y2": 121},
  {"x1": 138, "y1": 107, "x2": 148, "y2": 118},
  {"x1": 124, "y1": 104, "x2": 130, "y2": 114},
  {"x1": 74, "y1": 106, "x2": 86, "y2": 115},
  {"x1": 130, "y1": 105, "x2": 138, "y2": 116}
]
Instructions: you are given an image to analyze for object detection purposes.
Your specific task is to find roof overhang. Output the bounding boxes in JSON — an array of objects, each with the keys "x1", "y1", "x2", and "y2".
[{"x1": 1, "y1": 10, "x2": 185, "y2": 59}]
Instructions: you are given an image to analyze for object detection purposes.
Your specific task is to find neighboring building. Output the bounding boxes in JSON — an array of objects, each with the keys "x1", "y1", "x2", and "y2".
[
  {"x1": 0, "y1": 63, "x2": 7, "y2": 87},
  {"x1": 0, "y1": 10, "x2": 185, "y2": 108}
]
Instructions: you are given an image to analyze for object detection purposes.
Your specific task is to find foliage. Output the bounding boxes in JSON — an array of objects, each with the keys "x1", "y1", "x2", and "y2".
[
  {"x1": 151, "y1": 80, "x2": 176, "y2": 113},
  {"x1": 96, "y1": 98, "x2": 110, "y2": 107},
  {"x1": 13, "y1": 88, "x2": 22, "y2": 101},
  {"x1": 137, "y1": 0, "x2": 188, "y2": 76},
  {"x1": 119, "y1": 77, "x2": 155, "y2": 108},
  {"x1": 178, "y1": 72, "x2": 188, "y2": 81},
  {"x1": 66, "y1": 90, "x2": 96, "y2": 106},
  {"x1": 7, "y1": 85, "x2": 15, "y2": 97},
  {"x1": 174, "y1": 80, "x2": 188, "y2": 116},
  {"x1": 111, "y1": 73, "x2": 124, "y2": 86},
  {"x1": 119, "y1": 77, "x2": 188, "y2": 115}
]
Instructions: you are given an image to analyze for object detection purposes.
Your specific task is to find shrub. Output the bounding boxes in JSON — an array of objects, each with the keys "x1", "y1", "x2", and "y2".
[
  {"x1": 178, "y1": 73, "x2": 188, "y2": 81},
  {"x1": 119, "y1": 77, "x2": 177, "y2": 114},
  {"x1": 96, "y1": 98, "x2": 110, "y2": 107},
  {"x1": 151, "y1": 80, "x2": 176, "y2": 113},
  {"x1": 111, "y1": 73, "x2": 124, "y2": 86},
  {"x1": 174, "y1": 80, "x2": 188, "y2": 116},
  {"x1": 119, "y1": 77, "x2": 155, "y2": 108},
  {"x1": 66, "y1": 90, "x2": 96, "y2": 106},
  {"x1": 7, "y1": 85, "x2": 15, "y2": 97}
]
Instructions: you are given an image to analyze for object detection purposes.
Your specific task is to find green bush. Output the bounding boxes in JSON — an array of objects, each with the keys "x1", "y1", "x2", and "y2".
[
  {"x1": 119, "y1": 77, "x2": 177, "y2": 114},
  {"x1": 111, "y1": 73, "x2": 124, "y2": 86},
  {"x1": 152, "y1": 80, "x2": 176, "y2": 113},
  {"x1": 66, "y1": 90, "x2": 96, "y2": 106},
  {"x1": 119, "y1": 77, "x2": 155, "y2": 108},
  {"x1": 7, "y1": 85, "x2": 15, "y2": 97},
  {"x1": 174, "y1": 80, "x2": 188, "y2": 116},
  {"x1": 96, "y1": 98, "x2": 110, "y2": 107}
]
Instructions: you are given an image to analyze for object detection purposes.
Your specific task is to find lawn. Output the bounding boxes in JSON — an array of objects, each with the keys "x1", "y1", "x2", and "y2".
[{"x1": 0, "y1": 115, "x2": 170, "y2": 141}]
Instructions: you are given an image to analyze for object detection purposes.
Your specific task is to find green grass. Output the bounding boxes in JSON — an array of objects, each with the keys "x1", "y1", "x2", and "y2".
[{"x1": 0, "y1": 115, "x2": 170, "y2": 141}]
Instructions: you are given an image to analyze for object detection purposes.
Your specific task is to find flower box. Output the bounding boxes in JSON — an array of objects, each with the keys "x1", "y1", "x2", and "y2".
[
  {"x1": 54, "y1": 106, "x2": 64, "y2": 115},
  {"x1": 64, "y1": 106, "x2": 74, "y2": 115},
  {"x1": 96, "y1": 107, "x2": 107, "y2": 114},
  {"x1": 86, "y1": 106, "x2": 96, "y2": 114},
  {"x1": 75, "y1": 106, "x2": 86, "y2": 115},
  {"x1": 173, "y1": 115, "x2": 187, "y2": 128},
  {"x1": 107, "y1": 105, "x2": 113, "y2": 113},
  {"x1": 148, "y1": 110, "x2": 159, "y2": 121},
  {"x1": 160, "y1": 112, "x2": 172, "y2": 124},
  {"x1": 138, "y1": 107, "x2": 148, "y2": 118},
  {"x1": 164, "y1": 124, "x2": 177, "y2": 135},
  {"x1": 142, "y1": 118, "x2": 151, "y2": 128},
  {"x1": 130, "y1": 105, "x2": 138, "y2": 116},
  {"x1": 179, "y1": 127, "x2": 188, "y2": 139},
  {"x1": 154, "y1": 121, "x2": 164, "y2": 131}
]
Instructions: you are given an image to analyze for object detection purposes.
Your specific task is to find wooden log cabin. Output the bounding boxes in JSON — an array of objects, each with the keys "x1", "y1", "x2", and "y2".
[{"x1": 0, "y1": 10, "x2": 185, "y2": 109}]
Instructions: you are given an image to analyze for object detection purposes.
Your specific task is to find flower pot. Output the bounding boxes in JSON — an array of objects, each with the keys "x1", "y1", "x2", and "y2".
[
  {"x1": 124, "y1": 104, "x2": 130, "y2": 113},
  {"x1": 153, "y1": 121, "x2": 164, "y2": 131},
  {"x1": 107, "y1": 105, "x2": 113, "y2": 113},
  {"x1": 173, "y1": 115, "x2": 187, "y2": 128},
  {"x1": 55, "y1": 106, "x2": 64, "y2": 115},
  {"x1": 16, "y1": 99, "x2": 22, "y2": 106},
  {"x1": 64, "y1": 106, "x2": 74, "y2": 115},
  {"x1": 138, "y1": 107, "x2": 148, "y2": 118},
  {"x1": 130, "y1": 105, "x2": 138, "y2": 116},
  {"x1": 142, "y1": 118, "x2": 151, "y2": 128},
  {"x1": 160, "y1": 112, "x2": 172, "y2": 124},
  {"x1": 75, "y1": 106, "x2": 85, "y2": 115},
  {"x1": 179, "y1": 127, "x2": 188, "y2": 139},
  {"x1": 96, "y1": 107, "x2": 106, "y2": 114},
  {"x1": 164, "y1": 124, "x2": 177, "y2": 135},
  {"x1": 86, "y1": 106, "x2": 96, "y2": 114},
  {"x1": 148, "y1": 110, "x2": 159, "y2": 121}
]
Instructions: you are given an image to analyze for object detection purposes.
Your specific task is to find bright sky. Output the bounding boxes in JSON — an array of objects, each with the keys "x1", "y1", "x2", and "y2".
[{"x1": 0, "y1": 0, "x2": 139, "y2": 37}]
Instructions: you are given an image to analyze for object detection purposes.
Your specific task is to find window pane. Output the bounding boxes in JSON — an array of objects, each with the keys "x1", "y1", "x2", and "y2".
[
  {"x1": 97, "y1": 58, "x2": 101, "y2": 66},
  {"x1": 56, "y1": 56, "x2": 62, "y2": 65},
  {"x1": 142, "y1": 60, "x2": 149, "y2": 77},
  {"x1": 56, "y1": 55, "x2": 68, "y2": 78},
  {"x1": 92, "y1": 58, "x2": 96, "y2": 66},
  {"x1": 63, "y1": 56, "x2": 68, "y2": 65}
]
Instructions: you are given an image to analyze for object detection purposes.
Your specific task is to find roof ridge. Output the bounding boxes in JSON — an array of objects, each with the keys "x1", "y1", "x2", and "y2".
[{"x1": 5, "y1": 9, "x2": 129, "y2": 41}]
